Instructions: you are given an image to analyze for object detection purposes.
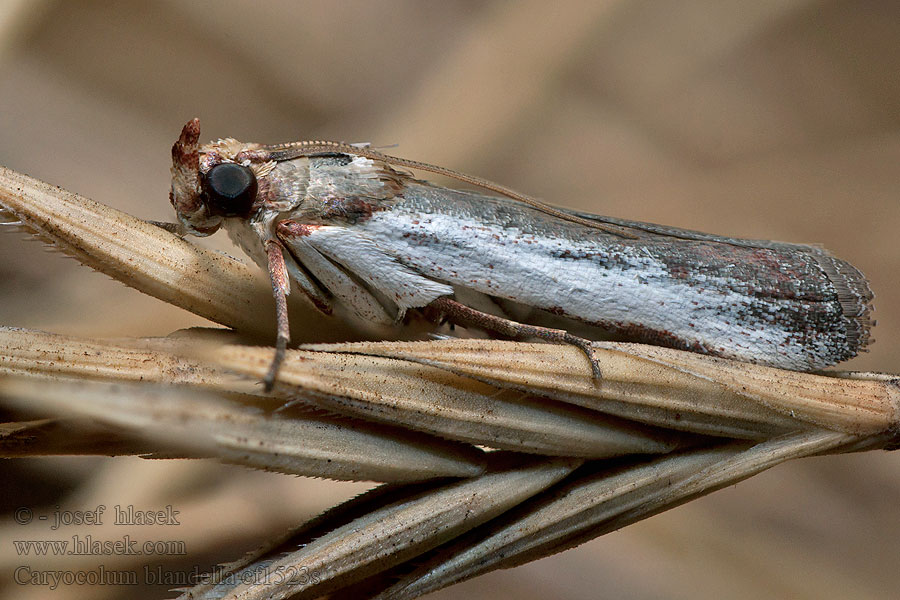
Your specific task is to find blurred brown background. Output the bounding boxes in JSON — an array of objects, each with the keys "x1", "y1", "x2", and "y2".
[{"x1": 1, "y1": 1, "x2": 899, "y2": 598}]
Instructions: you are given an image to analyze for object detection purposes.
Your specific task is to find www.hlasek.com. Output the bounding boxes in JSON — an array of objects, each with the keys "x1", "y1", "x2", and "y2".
[{"x1": 13, "y1": 535, "x2": 186, "y2": 557}]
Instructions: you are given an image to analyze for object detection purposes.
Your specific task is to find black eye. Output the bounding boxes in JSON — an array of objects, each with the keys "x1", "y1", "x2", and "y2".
[{"x1": 203, "y1": 163, "x2": 258, "y2": 217}]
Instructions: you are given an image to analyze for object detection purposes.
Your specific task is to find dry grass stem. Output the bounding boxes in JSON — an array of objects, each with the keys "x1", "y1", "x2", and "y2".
[
  {"x1": 185, "y1": 456, "x2": 580, "y2": 600},
  {"x1": 305, "y1": 340, "x2": 900, "y2": 439},
  {"x1": 0, "y1": 370, "x2": 485, "y2": 483},
  {"x1": 0, "y1": 166, "x2": 276, "y2": 336},
  {"x1": 211, "y1": 344, "x2": 686, "y2": 458},
  {"x1": 374, "y1": 429, "x2": 857, "y2": 599},
  {"x1": 0, "y1": 326, "x2": 251, "y2": 391}
]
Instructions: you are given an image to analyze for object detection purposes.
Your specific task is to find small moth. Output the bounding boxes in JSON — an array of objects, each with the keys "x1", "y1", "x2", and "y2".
[{"x1": 168, "y1": 119, "x2": 873, "y2": 388}]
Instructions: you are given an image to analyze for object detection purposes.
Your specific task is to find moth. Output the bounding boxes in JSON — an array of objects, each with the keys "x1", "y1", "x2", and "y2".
[{"x1": 168, "y1": 119, "x2": 873, "y2": 389}]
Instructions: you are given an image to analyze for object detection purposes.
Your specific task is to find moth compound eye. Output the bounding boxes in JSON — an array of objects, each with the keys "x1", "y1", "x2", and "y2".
[{"x1": 203, "y1": 163, "x2": 258, "y2": 217}]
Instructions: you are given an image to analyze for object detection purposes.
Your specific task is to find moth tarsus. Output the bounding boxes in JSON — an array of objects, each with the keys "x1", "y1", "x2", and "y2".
[
  {"x1": 169, "y1": 119, "x2": 874, "y2": 388},
  {"x1": 262, "y1": 351, "x2": 283, "y2": 393},
  {"x1": 427, "y1": 297, "x2": 603, "y2": 380}
]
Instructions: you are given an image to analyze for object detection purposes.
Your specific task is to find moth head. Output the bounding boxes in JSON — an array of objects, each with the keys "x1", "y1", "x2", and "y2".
[{"x1": 169, "y1": 119, "x2": 266, "y2": 236}]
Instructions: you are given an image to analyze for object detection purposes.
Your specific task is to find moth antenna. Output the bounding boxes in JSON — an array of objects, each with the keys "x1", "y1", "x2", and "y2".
[{"x1": 264, "y1": 240, "x2": 291, "y2": 392}]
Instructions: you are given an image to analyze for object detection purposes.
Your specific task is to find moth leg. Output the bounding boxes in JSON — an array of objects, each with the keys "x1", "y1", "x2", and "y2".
[
  {"x1": 428, "y1": 297, "x2": 602, "y2": 379},
  {"x1": 280, "y1": 250, "x2": 333, "y2": 316},
  {"x1": 276, "y1": 221, "x2": 395, "y2": 324},
  {"x1": 263, "y1": 240, "x2": 291, "y2": 391},
  {"x1": 146, "y1": 220, "x2": 181, "y2": 234}
]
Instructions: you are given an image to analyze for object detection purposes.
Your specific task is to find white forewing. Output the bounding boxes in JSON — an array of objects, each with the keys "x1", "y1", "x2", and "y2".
[
  {"x1": 301, "y1": 225, "x2": 453, "y2": 318},
  {"x1": 279, "y1": 251, "x2": 332, "y2": 313},
  {"x1": 356, "y1": 210, "x2": 815, "y2": 369},
  {"x1": 284, "y1": 234, "x2": 395, "y2": 324}
]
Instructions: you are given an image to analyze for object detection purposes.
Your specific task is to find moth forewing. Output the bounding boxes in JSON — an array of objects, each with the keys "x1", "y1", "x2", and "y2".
[{"x1": 169, "y1": 119, "x2": 874, "y2": 389}]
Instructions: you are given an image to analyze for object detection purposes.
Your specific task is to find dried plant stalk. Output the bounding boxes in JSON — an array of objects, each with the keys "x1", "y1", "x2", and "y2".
[
  {"x1": 0, "y1": 166, "x2": 275, "y2": 335},
  {"x1": 186, "y1": 456, "x2": 580, "y2": 600},
  {"x1": 0, "y1": 326, "x2": 253, "y2": 391},
  {"x1": 0, "y1": 327, "x2": 689, "y2": 459},
  {"x1": 174, "y1": 430, "x2": 857, "y2": 600},
  {"x1": 211, "y1": 344, "x2": 687, "y2": 458},
  {"x1": 316, "y1": 339, "x2": 900, "y2": 438},
  {"x1": 0, "y1": 375, "x2": 485, "y2": 482},
  {"x1": 375, "y1": 429, "x2": 857, "y2": 599}
]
